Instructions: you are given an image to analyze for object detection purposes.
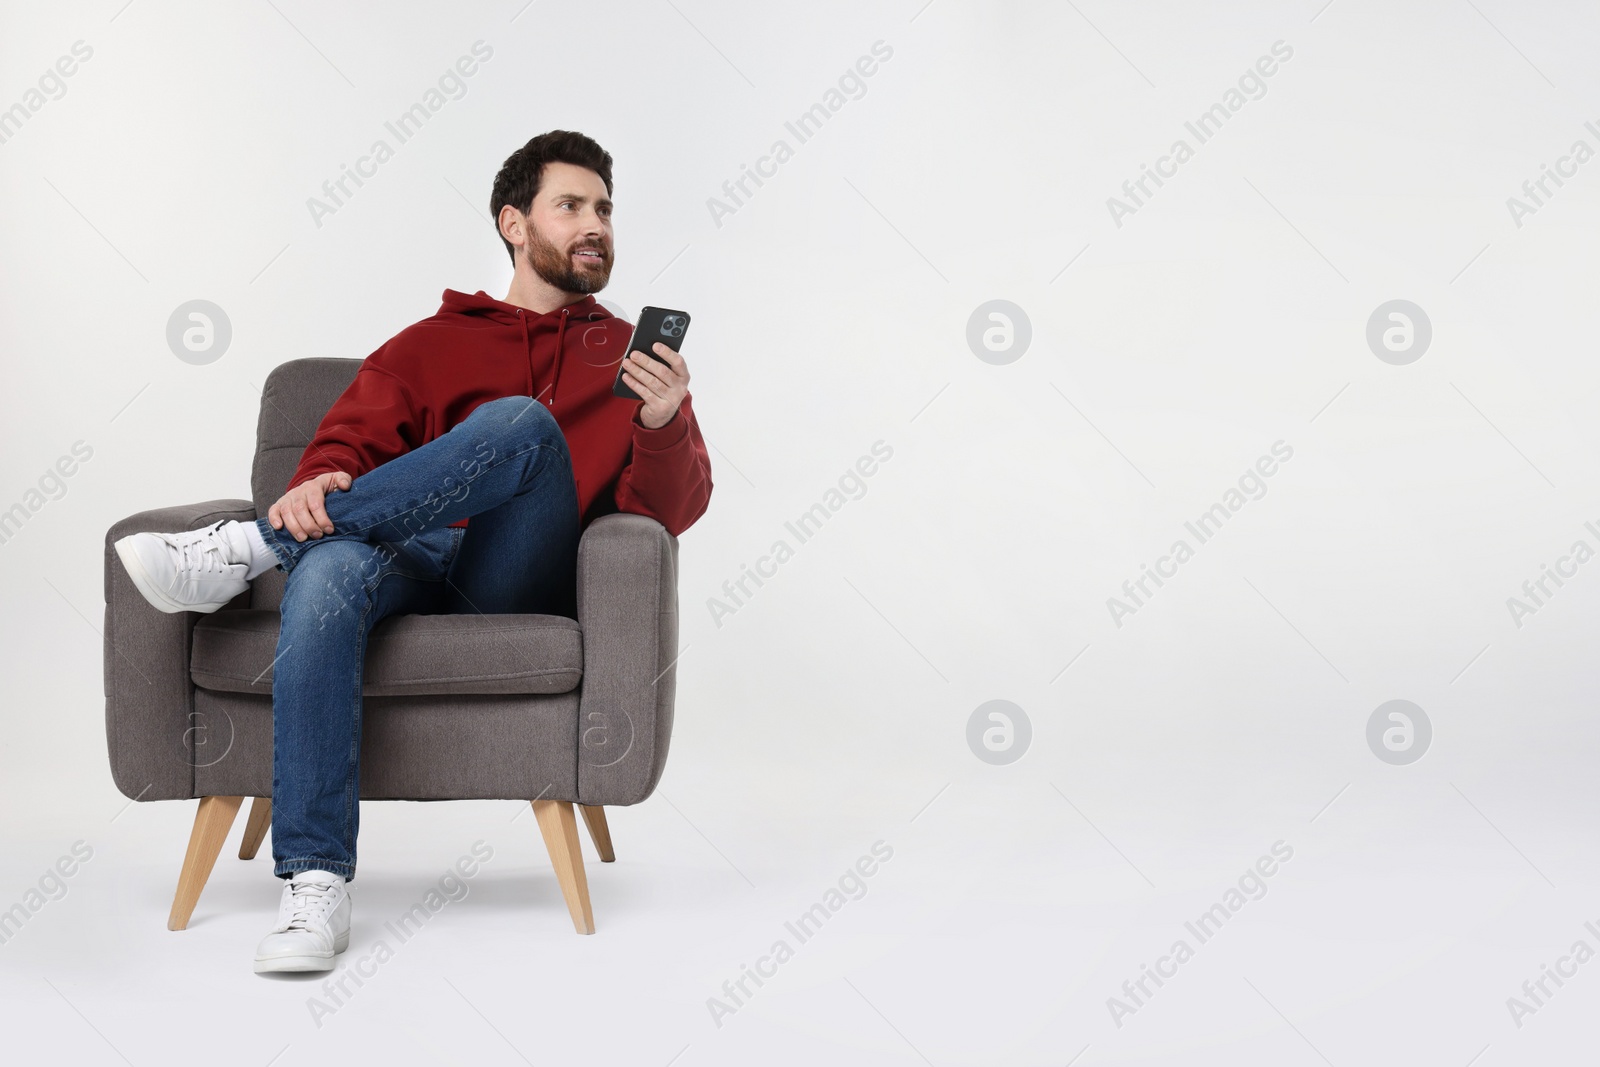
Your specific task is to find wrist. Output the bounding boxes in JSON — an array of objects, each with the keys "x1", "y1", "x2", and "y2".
[{"x1": 638, "y1": 407, "x2": 676, "y2": 431}]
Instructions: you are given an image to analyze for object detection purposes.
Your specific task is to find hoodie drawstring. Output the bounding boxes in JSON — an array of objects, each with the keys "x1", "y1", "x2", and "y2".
[
  {"x1": 551, "y1": 308, "x2": 569, "y2": 407},
  {"x1": 513, "y1": 302, "x2": 579, "y2": 405},
  {"x1": 519, "y1": 310, "x2": 532, "y2": 398}
]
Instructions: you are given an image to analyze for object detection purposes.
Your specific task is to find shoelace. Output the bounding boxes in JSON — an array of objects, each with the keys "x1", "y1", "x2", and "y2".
[
  {"x1": 172, "y1": 523, "x2": 231, "y2": 577},
  {"x1": 283, "y1": 879, "x2": 338, "y2": 931}
]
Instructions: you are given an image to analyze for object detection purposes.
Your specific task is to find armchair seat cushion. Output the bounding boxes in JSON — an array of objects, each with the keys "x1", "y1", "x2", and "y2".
[{"x1": 190, "y1": 610, "x2": 583, "y2": 696}]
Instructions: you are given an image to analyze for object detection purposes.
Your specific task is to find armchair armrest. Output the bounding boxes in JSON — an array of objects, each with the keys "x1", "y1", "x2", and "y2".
[
  {"x1": 103, "y1": 499, "x2": 256, "y2": 802},
  {"x1": 575, "y1": 513, "x2": 680, "y2": 807}
]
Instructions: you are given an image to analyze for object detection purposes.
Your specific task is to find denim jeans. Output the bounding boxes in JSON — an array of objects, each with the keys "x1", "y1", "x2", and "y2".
[{"x1": 253, "y1": 395, "x2": 580, "y2": 882}]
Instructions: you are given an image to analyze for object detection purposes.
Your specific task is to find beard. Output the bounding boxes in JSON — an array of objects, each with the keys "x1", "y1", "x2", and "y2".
[{"x1": 524, "y1": 222, "x2": 611, "y2": 294}]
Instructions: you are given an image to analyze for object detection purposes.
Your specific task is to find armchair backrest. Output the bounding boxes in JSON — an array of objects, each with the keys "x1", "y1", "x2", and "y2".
[{"x1": 249, "y1": 358, "x2": 361, "y2": 611}]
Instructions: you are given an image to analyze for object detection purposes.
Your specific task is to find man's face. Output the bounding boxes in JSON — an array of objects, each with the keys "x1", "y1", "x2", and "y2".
[{"x1": 519, "y1": 161, "x2": 614, "y2": 295}]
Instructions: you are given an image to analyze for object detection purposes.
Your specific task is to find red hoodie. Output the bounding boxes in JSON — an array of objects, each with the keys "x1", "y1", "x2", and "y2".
[{"x1": 287, "y1": 290, "x2": 712, "y2": 537}]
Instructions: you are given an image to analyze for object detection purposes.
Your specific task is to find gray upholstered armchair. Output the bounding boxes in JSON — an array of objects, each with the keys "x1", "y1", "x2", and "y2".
[{"x1": 102, "y1": 358, "x2": 681, "y2": 934}]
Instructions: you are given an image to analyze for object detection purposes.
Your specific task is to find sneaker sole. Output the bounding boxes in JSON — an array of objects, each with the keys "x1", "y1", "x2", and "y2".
[
  {"x1": 113, "y1": 536, "x2": 232, "y2": 614},
  {"x1": 253, "y1": 930, "x2": 350, "y2": 973},
  {"x1": 253, "y1": 953, "x2": 336, "y2": 973}
]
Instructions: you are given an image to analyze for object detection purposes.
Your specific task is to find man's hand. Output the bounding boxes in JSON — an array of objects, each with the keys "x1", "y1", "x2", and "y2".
[
  {"x1": 621, "y1": 343, "x2": 690, "y2": 429},
  {"x1": 268, "y1": 470, "x2": 353, "y2": 542}
]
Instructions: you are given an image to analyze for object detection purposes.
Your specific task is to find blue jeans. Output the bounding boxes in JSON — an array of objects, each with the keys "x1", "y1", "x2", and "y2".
[{"x1": 253, "y1": 395, "x2": 580, "y2": 882}]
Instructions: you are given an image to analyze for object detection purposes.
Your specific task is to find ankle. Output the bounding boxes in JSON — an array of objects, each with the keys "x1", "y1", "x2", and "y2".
[{"x1": 227, "y1": 519, "x2": 279, "y2": 579}]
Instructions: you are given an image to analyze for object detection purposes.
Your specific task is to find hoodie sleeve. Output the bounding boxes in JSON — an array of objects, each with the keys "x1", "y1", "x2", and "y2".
[
  {"x1": 614, "y1": 392, "x2": 713, "y2": 537},
  {"x1": 286, "y1": 357, "x2": 423, "y2": 492}
]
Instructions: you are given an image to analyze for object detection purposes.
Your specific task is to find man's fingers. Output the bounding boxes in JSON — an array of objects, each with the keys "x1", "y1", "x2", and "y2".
[
  {"x1": 627, "y1": 357, "x2": 666, "y2": 394},
  {"x1": 298, "y1": 495, "x2": 325, "y2": 538},
  {"x1": 265, "y1": 475, "x2": 347, "y2": 540},
  {"x1": 306, "y1": 485, "x2": 333, "y2": 533},
  {"x1": 623, "y1": 368, "x2": 661, "y2": 401},
  {"x1": 282, "y1": 503, "x2": 307, "y2": 542},
  {"x1": 309, "y1": 498, "x2": 333, "y2": 534},
  {"x1": 631, "y1": 355, "x2": 686, "y2": 408},
  {"x1": 636, "y1": 349, "x2": 675, "y2": 388},
  {"x1": 290, "y1": 498, "x2": 320, "y2": 541},
  {"x1": 649, "y1": 347, "x2": 688, "y2": 383}
]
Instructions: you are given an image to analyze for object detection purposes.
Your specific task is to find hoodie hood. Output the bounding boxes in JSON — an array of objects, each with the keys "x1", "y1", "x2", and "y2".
[
  {"x1": 437, "y1": 288, "x2": 614, "y2": 323},
  {"x1": 437, "y1": 289, "x2": 617, "y2": 405}
]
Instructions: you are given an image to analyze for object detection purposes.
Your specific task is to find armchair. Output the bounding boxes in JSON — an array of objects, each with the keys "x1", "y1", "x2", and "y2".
[{"x1": 102, "y1": 358, "x2": 681, "y2": 934}]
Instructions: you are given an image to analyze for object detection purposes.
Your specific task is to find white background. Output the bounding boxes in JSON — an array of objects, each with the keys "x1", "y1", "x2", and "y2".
[{"x1": 2, "y1": 1, "x2": 1599, "y2": 1063}]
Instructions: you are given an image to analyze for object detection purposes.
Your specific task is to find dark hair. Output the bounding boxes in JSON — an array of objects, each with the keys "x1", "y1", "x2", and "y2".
[{"x1": 489, "y1": 130, "x2": 614, "y2": 264}]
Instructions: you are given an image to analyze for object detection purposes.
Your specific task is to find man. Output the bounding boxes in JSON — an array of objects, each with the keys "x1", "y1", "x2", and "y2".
[{"x1": 112, "y1": 130, "x2": 713, "y2": 973}]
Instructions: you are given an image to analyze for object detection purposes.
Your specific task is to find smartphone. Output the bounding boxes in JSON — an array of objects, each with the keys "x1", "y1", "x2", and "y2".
[{"x1": 612, "y1": 306, "x2": 691, "y2": 400}]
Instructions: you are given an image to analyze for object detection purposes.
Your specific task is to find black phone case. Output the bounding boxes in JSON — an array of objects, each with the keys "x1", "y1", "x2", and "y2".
[{"x1": 612, "y1": 306, "x2": 691, "y2": 400}]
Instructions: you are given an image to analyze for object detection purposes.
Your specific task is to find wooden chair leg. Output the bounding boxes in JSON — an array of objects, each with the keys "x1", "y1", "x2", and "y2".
[
  {"x1": 579, "y1": 804, "x2": 615, "y2": 863},
  {"x1": 169, "y1": 795, "x2": 244, "y2": 931},
  {"x1": 238, "y1": 797, "x2": 271, "y2": 860},
  {"x1": 532, "y1": 800, "x2": 594, "y2": 934}
]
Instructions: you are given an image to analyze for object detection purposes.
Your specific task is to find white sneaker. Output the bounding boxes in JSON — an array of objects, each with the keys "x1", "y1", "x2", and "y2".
[
  {"x1": 113, "y1": 519, "x2": 250, "y2": 613},
  {"x1": 253, "y1": 869, "x2": 352, "y2": 974}
]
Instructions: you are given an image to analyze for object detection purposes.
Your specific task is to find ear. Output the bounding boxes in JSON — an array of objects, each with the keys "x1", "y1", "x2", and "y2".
[{"x1": 497, "y1": 204, "x2": 525, "y2": 251}]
